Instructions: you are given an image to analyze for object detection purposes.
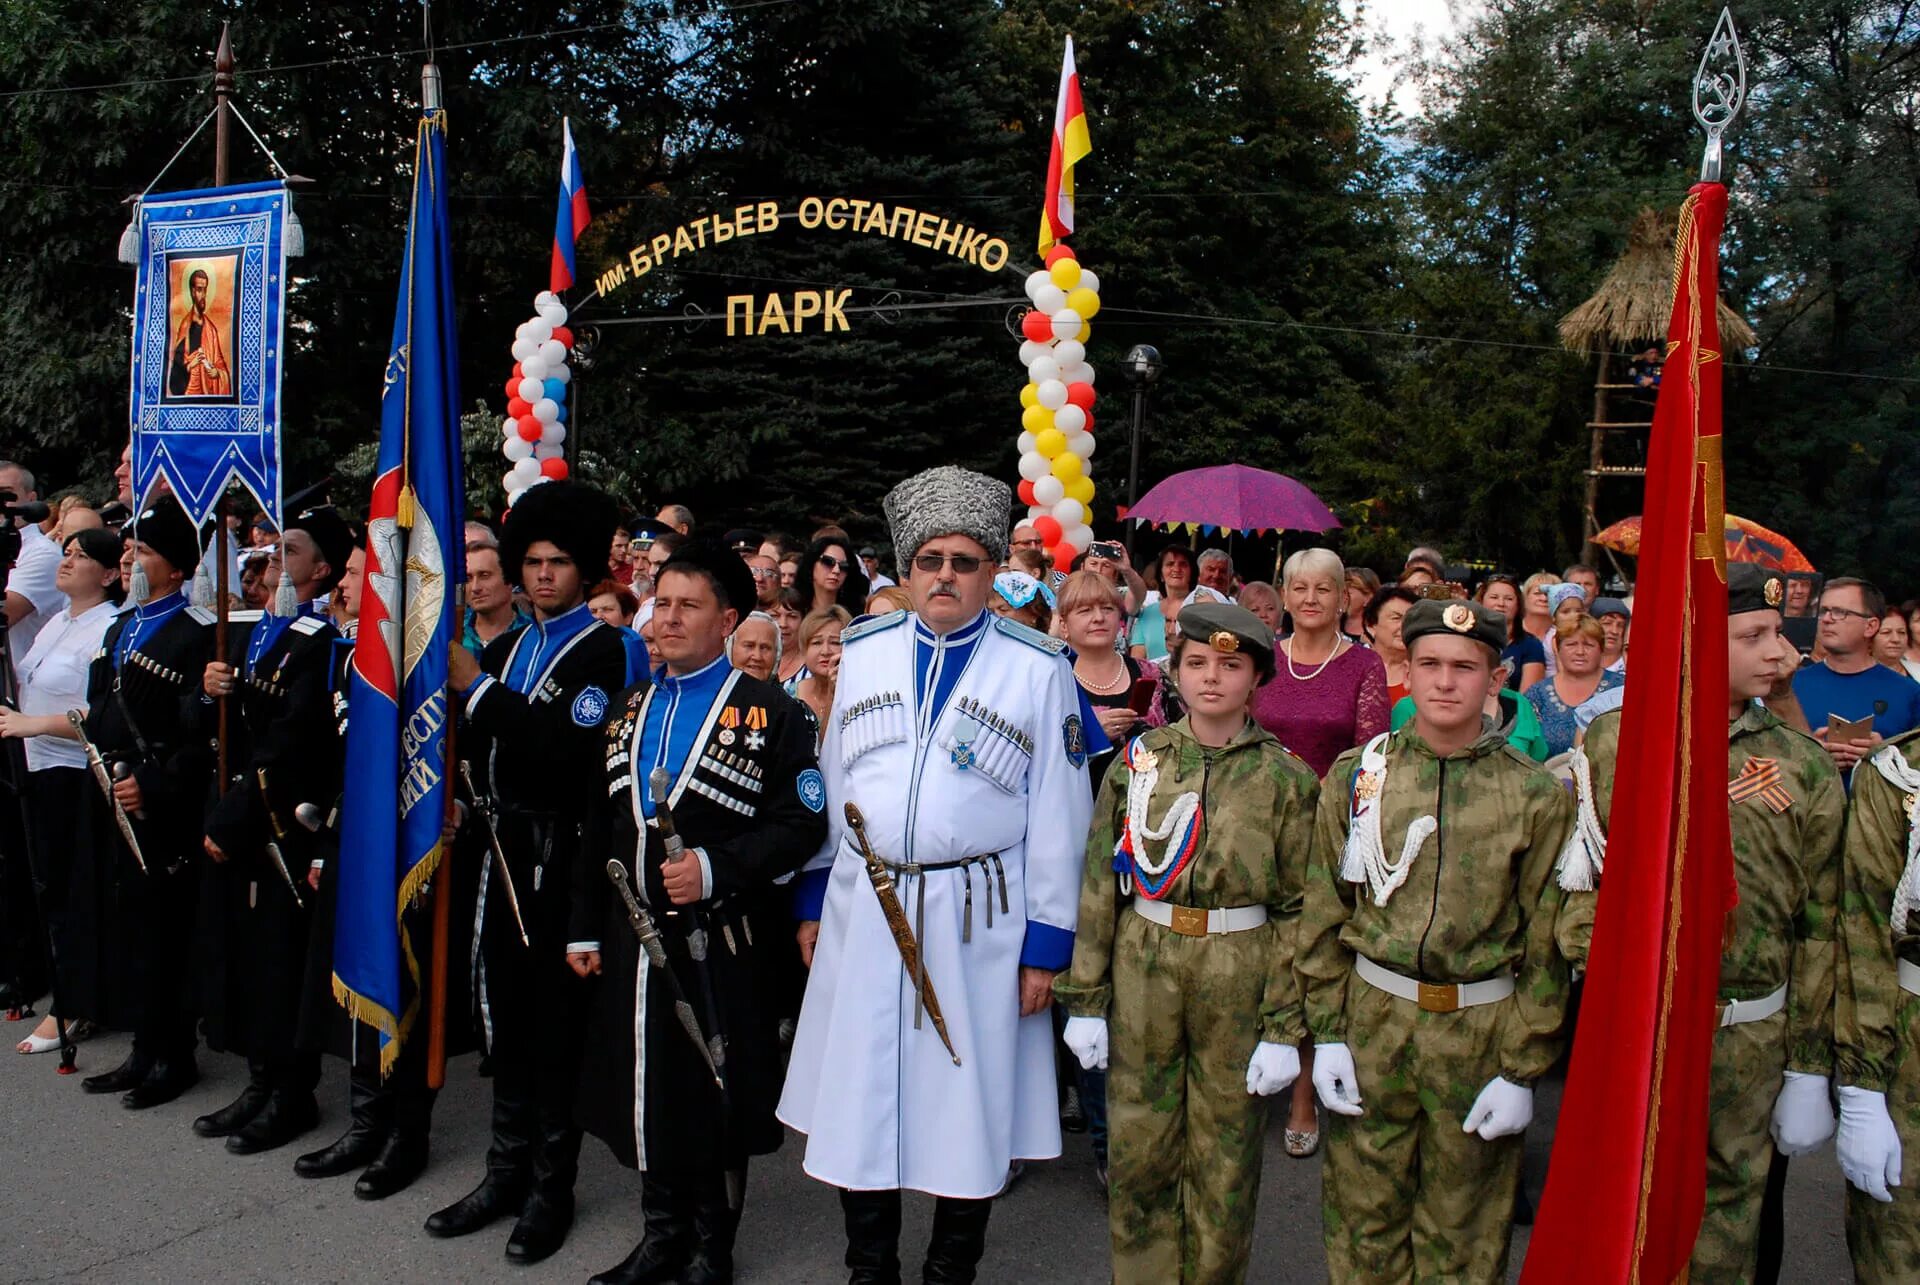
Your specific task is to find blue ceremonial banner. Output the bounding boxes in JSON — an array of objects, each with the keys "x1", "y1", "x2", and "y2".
[
  {"x1": 332, "y1": 105, "x2": 467, "y2": 1072},
  {"x1": 127, "y1": 179, "x2": 288, "y2": 525}
]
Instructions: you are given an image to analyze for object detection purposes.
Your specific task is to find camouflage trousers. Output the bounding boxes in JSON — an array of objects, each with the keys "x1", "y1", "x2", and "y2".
[
  {"x1": 1689, "y1": 1010, "x2": 1789, "y2": 1283},
  {"x1": 1848, "y1": 993, "x2": 1920, "y2": 1284},
  {"x1": 1321, "y1": 978, "x2": 1521, "y2": 1284},
  {"x1": 1106, "y1": 909, "x2": 1276, "y2": 1284}
]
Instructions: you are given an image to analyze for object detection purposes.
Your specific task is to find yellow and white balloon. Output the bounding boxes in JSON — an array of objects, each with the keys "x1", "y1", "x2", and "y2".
[{"x1": 1015, "y1": 246, "x2": 1100, "y2": 572}]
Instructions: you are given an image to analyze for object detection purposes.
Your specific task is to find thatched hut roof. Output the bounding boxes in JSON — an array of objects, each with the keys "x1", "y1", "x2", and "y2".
[{"x1": 1559, "y1": 207, "x2": 1757, "y2": 355}]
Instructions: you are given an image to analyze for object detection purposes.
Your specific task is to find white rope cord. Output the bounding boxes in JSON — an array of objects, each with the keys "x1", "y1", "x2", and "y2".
[
  {"x1": 1339, "y1": 732, "x2": 1437, "y2": 907},
  {"x1": 1556, "y1": 747, "x2": 1609, "y2": 892},
  {"x1": 1868, "y1": 746, "x2": 1920, "y2": 934},
  {"x1": 1124, "y1": 743, "x2": 1200, "y2": 879}
]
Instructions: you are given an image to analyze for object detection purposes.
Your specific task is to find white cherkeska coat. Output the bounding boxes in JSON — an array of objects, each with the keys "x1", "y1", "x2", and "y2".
[{"x1": 777, "y1": 609, "x2": 1093, "y2": 1198}]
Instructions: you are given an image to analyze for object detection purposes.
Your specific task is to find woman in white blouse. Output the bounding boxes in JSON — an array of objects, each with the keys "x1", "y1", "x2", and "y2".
[{"x1": 0, "y1": 528, "x2": 121, "y2": 1053}]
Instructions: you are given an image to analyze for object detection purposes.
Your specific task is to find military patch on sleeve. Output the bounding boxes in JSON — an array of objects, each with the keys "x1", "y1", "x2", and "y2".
[
  {"x1": 796, "y1": 768, "x2": 826, "y2": 813},
  {"x1": 572, "y1": 685, "x2": 610, "y2": 727},
  {"x1": 1063, "y1": 713, "x2": 1088, "y2": 768}
]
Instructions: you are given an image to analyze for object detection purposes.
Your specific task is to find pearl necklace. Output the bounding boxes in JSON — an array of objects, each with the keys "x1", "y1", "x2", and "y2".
[
  {"x1": 1285, "y1": 635, "x2": 1345, "y2": 682},
  {"x1": 1077, "y1": 654, "x2": 1130, "y2": 695}
]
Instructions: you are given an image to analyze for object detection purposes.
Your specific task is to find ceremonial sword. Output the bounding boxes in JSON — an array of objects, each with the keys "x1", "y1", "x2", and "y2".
[
  {"x1": 254, "y1": 768, "x2": 307, "y2": 909},
  {"x1": 457, "y1": 761, "x2": 531, "y2": 947},
  {"x1": 649, "y1": 769, "x2": 733, "y2": 1079},
  {"x1": 605, "y1": 858, "x2": 725, "y2": 1091},
  {"x1": 844, "y1": 802, "x2": 961, "y2": 1066},
  {"x1": 67, "y1": 710, "x2": 146, "y2": 874}
]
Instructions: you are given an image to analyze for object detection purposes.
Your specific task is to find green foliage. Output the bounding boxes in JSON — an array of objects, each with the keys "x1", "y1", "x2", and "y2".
[{"x1": 1, "y1": 0, "x2": 1913, "y2": 589}]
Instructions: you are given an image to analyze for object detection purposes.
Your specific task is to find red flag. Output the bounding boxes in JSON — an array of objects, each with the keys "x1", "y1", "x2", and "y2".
[{"x1": 1523, "y1": 181, "x2": 1738, "y2": 1283}]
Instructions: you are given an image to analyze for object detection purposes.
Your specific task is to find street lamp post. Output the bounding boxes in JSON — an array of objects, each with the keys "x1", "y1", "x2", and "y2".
[{"x1": 1122, "y1": 343, "x2": 1163, "y2": 558}]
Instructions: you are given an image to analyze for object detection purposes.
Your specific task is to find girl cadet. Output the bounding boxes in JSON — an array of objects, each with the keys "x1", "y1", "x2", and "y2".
[{"x1": 1054, "y1": 600, "x2": 1320, "y2": 1283}]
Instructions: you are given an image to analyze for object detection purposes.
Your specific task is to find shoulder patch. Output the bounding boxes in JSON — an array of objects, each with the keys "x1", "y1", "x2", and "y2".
[
  {"x1": 291, "y1": 616, "x2": 330, "y2": 636},
  {"x1": 186, "y1": 606, "x2": 219, "y2": 625},
  {"x1": 795, "y1": 768, "x2": 826, "y2": 813},
  {"x1": 994, "y1": 615, "x2": 1068, "y2": 655},
  {"x1": 1063, "y1": 713, "x2": 1088, "y2": 768},
  {"x1": 571, "y1": 685, "x2": 610, "y2": 727},
  {"x1": 843, "y1": 609, "x2": 909, "y2": 645}
]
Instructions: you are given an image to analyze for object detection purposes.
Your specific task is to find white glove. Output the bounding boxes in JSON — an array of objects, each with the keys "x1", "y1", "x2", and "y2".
[
  {"x1": 1837, "y1": 1085, "x2": 1903, "y2": 1203},
  {"x1": 1310, "y1": 1041, "x2": 1364, "y2": 1116},
  {"x1": 1062, "y1": 1015, "x2": 1108, "y2": 1071},
  {"x1": 1770, "y1": 1071, "x2": 1835, "y2": 1156},
  {"x1": 1463, "y1": 1076, "x2": 1534, "y2": 1140},
  {"x1": 1245, "y1": 1041, "x2": 1301, "y2": 1096}
]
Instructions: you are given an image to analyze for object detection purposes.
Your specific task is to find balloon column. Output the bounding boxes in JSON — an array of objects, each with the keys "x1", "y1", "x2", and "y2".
[
  {"x1": 498, "y1": 290, "x2": 575, "y2": 505},
  {"x1": 1015, "y1": 248, "x2": 1101, "y2": 573}
]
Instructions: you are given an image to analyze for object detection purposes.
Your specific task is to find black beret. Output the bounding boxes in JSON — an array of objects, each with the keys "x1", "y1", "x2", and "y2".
[
  {"x1": 1728, "y1": 563, "x2": 1786, "y2": 617},
  {"x1": 1402, "y1": 598, "x2": 1507, "y2": 656},
  {"x1": 659, "y1": 539, "x2": 756, "y2": 617},
  {"x1": 127, "y1": 496, "x2": 204, "y2": 576},
  {"x1": 287, "y1": 503, "x2": 357, "y2": 593},
  {"x1": 1175, "y1": 600, "x2": 1275, "y2": 673},
  {"x1": 500, "y1": 481, "x2": 620, "y2": 589}
]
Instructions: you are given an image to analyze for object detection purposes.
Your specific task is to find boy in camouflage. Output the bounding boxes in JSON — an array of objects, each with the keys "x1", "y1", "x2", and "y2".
[
  {"x1": 1297, "y1": 598, "x2": 1574, "y2": 1283},
  {"x1": 1558, "y1": 564, "x2": 1843, "y2": 1282},
  {"x1": 1836, "y1": 725, "x2": 1920, "y2": 1280},
  {"x1": 1054, "y1": 601, "x2": 1319, "y2": 1284}
]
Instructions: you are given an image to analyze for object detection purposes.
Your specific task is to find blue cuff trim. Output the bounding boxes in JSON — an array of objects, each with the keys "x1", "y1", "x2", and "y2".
[
  {"x1": 792, "y1": 866, "x2": 831, "y2": 921},
  {"x1": 1020, "y1": 921, "x2": 1075, "y2": 971}
]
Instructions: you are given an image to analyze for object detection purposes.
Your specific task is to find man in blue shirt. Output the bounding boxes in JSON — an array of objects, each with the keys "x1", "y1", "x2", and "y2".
[{"x1": 1791, "y1": 577, "x2": 1920, "y2": 776}]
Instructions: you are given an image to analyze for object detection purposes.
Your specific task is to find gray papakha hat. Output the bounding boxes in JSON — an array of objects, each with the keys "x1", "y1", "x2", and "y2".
[{"x1": 883, "y1": 466, "x2": 1012, "y2": 565}]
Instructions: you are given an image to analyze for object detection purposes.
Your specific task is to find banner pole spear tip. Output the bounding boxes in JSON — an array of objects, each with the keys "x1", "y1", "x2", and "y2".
[{"x1": 1693, "y1": 8, "x2": 1747, "y2": 184}]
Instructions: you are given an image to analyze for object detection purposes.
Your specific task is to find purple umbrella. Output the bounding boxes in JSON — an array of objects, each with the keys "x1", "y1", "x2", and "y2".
[{"x1": 1125, "y1": 464, "x2": 1340, "y2": 534}]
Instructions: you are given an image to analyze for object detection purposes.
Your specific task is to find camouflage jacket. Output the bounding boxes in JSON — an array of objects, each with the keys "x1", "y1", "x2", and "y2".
[
  {"x1": 1053, "y1": 718, "x2": 1320, "y2": 1044},
  {"x1": 1570, "y1": 703, "x2": 1844, "y2": 1076},
  {"x1": 1297, "y1": 723, "x2": 1575, "y2": 1085},
  {"x1": 1837, "y1": 728, "x2": 1920, "y2": 1092}
]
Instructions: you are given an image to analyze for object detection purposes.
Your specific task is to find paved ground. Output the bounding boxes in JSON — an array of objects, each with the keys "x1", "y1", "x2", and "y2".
[{"x1": 0, "y1": 1022, "x2": 1856, "y2": 1282}]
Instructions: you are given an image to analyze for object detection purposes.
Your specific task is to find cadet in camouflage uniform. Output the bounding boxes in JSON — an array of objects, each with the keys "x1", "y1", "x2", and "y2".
[
  {"x1": 1557, "y1": 565, "x2": 1843, "y2": 1283},
  {"x1": 1836, "y1": 725, "x2": 1920, "y2": 1281},
  {"x1": 1297, "y1": 598, "x2": 1574, "y2": 1284},
  {"x1": 1055, "y1": 602, "x2": 1318, "y2": 1285}
]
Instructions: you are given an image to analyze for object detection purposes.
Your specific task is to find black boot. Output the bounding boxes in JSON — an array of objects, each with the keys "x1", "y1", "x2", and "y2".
[
  {"x1": 682, "y1": 1172, "x2": 742, "y2": 1285},
  {"x1": 589, "y1": 1174, "x2": 691, "y2": 1285},
  {"x1": 296, "y1": 1072, "x2": 391, "y2": 1178},
  {"x1": 840, "y1": 1187, "x2": 903, "y2": 1285},
  {"x1": 355, "y1": 1128, "x2": 429, "y2": 1200},
  {"x1": 121, "y1": 1057, "x2": 199, "y2": 1109},
  {"x1": 506, "y1": 1116, "x2": 582, "y2": 1263},
  {"x1": 922, "y1": 1196, "x2": 993, "y2": 1284},
  {"x1": 225, "y1": 1088, "x2": 319, "y2": 1155},
  {"x1": 81, "y1": 1050, "x2": 152, "y2": 1096},
  {"x1": 192, "y1": 1059, "x2": 271, "y2": 1135},
  {"x1": 424, "y1": 1074, "x2": 532, "y2": 1238}
]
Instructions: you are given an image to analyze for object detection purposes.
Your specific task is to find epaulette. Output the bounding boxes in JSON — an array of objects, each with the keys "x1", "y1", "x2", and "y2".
[
  {"x1": 993, "y1": 615, "x2": 1068, "y2": 655},
  {"x1": 187, "y1": 606, "x2": 219, "y2": 625},
  {"x1": 843, "y1": 609, "x2": 908, "y2": 645},
  {"x1": 230, "y1": 609, "x2": 265, "y2": 625},
  {"x1": 290, "y1": 616, "x2": 330, "y2": 636}
]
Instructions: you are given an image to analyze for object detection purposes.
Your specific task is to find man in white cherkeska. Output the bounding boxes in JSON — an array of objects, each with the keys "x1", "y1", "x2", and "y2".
[{"x1": 779, "y1": 465, "x2": 1094, "y2": 1283}]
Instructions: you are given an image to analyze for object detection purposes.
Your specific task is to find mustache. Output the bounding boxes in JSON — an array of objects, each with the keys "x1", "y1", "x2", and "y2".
[{"x1": 928, "y1": 585, "x2": 959, "y2": 598}]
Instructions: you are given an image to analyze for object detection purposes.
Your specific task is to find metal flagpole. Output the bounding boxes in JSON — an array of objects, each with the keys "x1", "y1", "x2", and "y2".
[{"x1": 212, "y1": 22, "x2": 233, "y2": 794}]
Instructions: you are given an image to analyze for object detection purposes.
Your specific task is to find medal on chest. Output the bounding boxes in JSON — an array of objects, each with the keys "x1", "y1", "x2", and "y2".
[{"x1": 950, "y1": 712, "x2": 981, "y2": 770}]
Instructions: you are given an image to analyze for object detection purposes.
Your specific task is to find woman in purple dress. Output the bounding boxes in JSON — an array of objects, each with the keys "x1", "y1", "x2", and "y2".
[{"x1": 1250, "y1": 547, "x2": 1389, "y2": 1159}]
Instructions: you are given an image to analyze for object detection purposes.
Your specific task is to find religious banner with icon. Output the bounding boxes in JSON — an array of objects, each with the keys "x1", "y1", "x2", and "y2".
[{"x1": 127, "y1": 179, "x2": 291, "y2": 525}]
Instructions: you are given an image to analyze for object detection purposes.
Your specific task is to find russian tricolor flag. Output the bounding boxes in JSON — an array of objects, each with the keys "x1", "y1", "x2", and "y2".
[{"x1": 550, "y1": 117, "x2": 590, "y2": 293}]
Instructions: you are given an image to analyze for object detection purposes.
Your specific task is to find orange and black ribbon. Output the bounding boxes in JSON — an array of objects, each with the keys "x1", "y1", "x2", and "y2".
[{"x1": 1728, "y1": 757, "x2": 1793, "y2": 814}]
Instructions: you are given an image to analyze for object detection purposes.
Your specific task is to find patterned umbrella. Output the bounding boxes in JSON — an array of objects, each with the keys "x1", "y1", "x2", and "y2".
[
  {"x1": 1591, "y1": 513, "x2": 1816, "y2": 573},
  {"x1": 1123, "y1": 463, "x2": 1341, "y2": 534}
]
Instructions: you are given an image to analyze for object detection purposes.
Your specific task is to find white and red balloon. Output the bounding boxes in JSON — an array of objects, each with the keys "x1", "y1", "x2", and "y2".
[
  {"x1": 1015, "y1": 247, "x2": 1100, "y2": 570},
  {"x1": 499, "y1": 289, "x2": 575, "y2": 505}
]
